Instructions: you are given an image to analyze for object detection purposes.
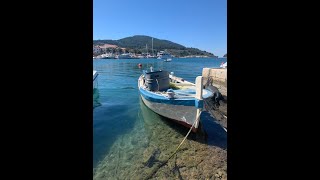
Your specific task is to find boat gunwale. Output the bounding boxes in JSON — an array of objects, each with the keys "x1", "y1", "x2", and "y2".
[{"x1": 138, "y1": 74, "x2": 213, "y2": 106}]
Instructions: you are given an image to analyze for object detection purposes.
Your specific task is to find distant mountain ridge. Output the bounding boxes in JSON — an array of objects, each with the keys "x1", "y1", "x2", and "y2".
[{"x1": 93, "y1": 35, "x2": 216, "y2": 57}]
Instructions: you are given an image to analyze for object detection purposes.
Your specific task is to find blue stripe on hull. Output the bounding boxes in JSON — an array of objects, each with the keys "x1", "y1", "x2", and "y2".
[
  {"x1": 140, "y1": 95, "x2": 197, "y2": 127},
  {"x1": 139, "y1": 87, "x2": 196, "y2": 106}
]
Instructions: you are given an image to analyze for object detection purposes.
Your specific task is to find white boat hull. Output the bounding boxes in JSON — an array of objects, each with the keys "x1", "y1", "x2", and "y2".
[{"x1": 140, "y1": 95, "x2": 199, "y2": 131}]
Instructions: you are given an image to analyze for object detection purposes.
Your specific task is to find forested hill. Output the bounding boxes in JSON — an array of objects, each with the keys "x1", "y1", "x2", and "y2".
[{"x1": 93, "y1": 35, "x2": 216, "y2": 57}]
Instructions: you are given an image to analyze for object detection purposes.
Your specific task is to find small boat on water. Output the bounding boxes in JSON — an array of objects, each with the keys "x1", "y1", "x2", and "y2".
[
  {"x1": 164, "y1": 58, "x2": 172, "y2": 62},
  {"x1": 93, "y1": 70, "x2": 98, "y2": 89},
  {"x1": 97, "y1": 53, "x2": 116, "y2": 59},
  {"x1": 118, "y1": 53, "x2": 138, "y2": 59},
  {"x1": 138, "y1": 68, "x2": 214, "y2": 132},
  {"x1": 220, "y1": 62, "x2": 227, "y2": 68},
  {"x1": 157, "y1": 50, "x2": 172, "y2": 60}
]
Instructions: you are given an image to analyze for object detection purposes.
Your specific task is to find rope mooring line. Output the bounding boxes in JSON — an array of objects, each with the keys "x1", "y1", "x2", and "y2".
[{"x1": 168, "y1": 113, "x2": 200, "y2": 160}]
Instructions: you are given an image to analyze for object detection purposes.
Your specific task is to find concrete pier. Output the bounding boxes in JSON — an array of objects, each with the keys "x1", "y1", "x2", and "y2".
[
  {"x1": 202, "y1": 68, "x2": 227, "y2": 129},
  {"x1": 202, "y1": 68, "x2": 227, "y2": 96}
]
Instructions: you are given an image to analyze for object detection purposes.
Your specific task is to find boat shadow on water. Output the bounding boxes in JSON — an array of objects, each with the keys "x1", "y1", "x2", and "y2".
[
  {"x1": 139, "y1": 98, "x2": 227, "y2": 150},
  {"x1": 199, "y1": 111, "x2": 227, "y2": 149}
]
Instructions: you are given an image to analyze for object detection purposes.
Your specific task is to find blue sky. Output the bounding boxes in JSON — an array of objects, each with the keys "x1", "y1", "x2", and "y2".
[{"x1": 93, "y1": 0, "x2": 227, "y2": 57}]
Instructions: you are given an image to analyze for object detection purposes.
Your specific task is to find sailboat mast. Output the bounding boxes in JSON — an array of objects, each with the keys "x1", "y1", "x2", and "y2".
[
  {"x1": 146, "y1": 44, "x2": 148, "y2": 58},
  {"x1": 152, "y1": 38, "x2": 154, "y2": 56}
]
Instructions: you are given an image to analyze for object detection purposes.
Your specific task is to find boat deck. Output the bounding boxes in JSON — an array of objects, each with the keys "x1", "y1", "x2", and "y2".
[
  {"x1": 170, "y1": 86, "x2": 212, "y2": 99},
  {"x1": 169, "y1": 78, "x2": 212, "y2": 99}
]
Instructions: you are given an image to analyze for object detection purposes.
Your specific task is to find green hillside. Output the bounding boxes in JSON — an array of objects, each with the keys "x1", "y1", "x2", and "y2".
[{"x1": 93, "y1": 35, "x2": 216, "y2": 57}]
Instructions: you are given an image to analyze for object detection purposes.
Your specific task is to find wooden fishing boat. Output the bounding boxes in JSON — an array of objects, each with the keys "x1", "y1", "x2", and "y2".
[{"x1": 138, "y1": 69, "x2": 213, "y2": 132}]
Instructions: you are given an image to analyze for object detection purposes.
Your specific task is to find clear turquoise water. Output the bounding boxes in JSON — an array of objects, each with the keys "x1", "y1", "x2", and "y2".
[{"x1": 93, "y1": 58, "x2": 227, "y2": 179}]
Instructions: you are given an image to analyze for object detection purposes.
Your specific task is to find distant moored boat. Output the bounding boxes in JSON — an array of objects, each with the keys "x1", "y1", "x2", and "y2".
[
  {"x1": 220, "y1": 62, "x2": 227, "y2": 68},
  {"x1": 157, "y1": 50, "x2": 172, "y2": 60}
]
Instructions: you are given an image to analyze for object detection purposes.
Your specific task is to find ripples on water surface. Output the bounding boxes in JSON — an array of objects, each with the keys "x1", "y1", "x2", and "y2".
[{"x1": 93, "y1": 58, "x2": 227, "y2": 179}]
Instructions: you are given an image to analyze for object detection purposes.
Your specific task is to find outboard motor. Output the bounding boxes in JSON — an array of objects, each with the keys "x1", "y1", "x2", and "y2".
[
  {"x1": 144, "y1": 70, "x2": 170, "y2": 91},
  {"x1": 206, "y1": 85, "x2": 224, "y2": 109}
]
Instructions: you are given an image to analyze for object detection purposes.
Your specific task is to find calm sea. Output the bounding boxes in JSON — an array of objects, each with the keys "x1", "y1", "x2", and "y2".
[{"x1": 93, "y1": 57, "x2": 227, "y2": 179}]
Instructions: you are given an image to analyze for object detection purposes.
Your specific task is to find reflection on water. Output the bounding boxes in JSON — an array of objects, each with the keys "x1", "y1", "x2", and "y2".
[
  {"x1": 93, "y1": 58, "x2": 227, "y2": 179},
  {"x1": 93, "y1": 88, "x2": 101, "y2": 109}
]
